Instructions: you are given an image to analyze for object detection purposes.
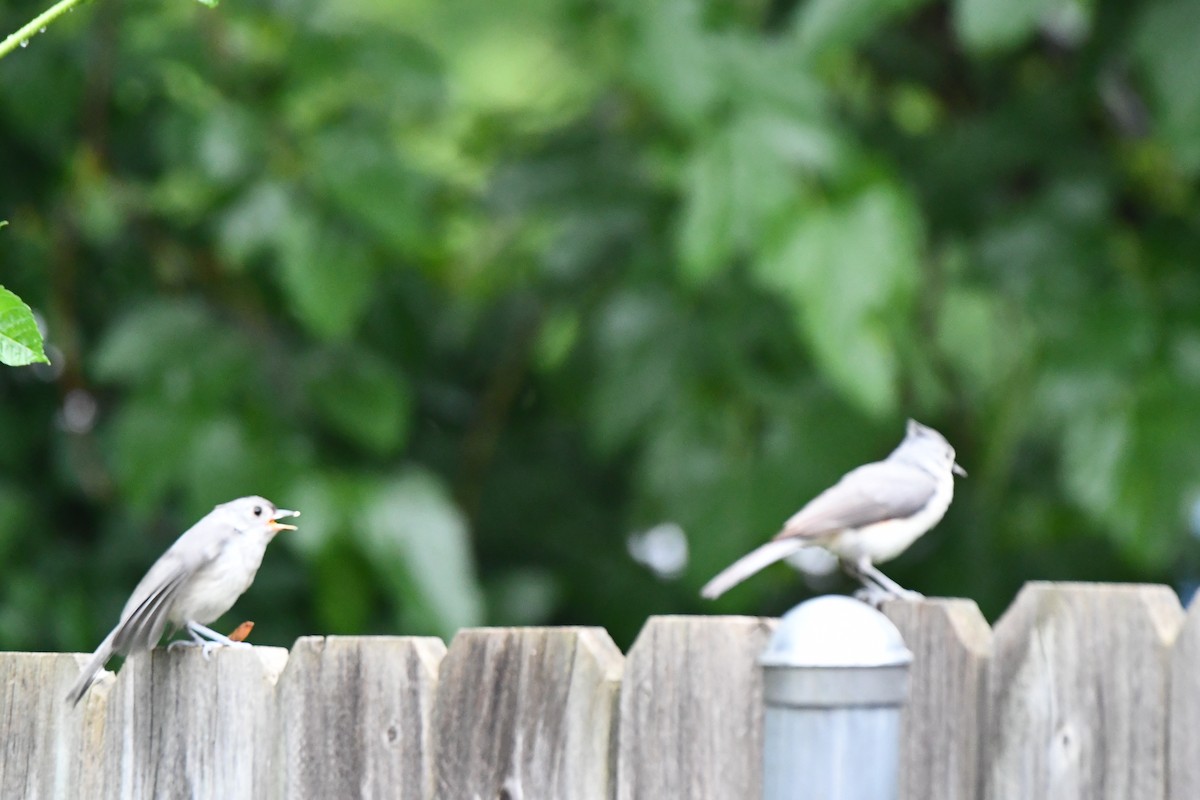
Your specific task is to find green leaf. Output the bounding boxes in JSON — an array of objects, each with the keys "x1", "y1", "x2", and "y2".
[
  {"x1": 1059, "y1": 385, "x2": 1200, "y2": 569},
  {"x1": 627, "y1": 0, "x2": 721, "y2": 129},
  {"x1": 795, "y1": 0, "x2": 934, "y2": 57},
  {"x1": 360, "y1": 470, "x2": 484, "y2": 638},
  {"x1": 309, "y1": 131, "x2": 430, "y2": 255},
  {"x1": 92, "y1": 300, "x2": 212, "y2": 382},
  {"x1": 953, "y1": 0, "x2": 1086, "y2": 53},
  {"x1": 937, "y1": 287, "x2": 1029, "y2": 392},
  {"x1": 533, "y1": 309, "x2": 580, "y2": 372},
  {"x1": 757, "y1": 184, "x2": 922, "y2": 417},
  {"x1": 217, "y1": 181, "x2": 292, "y2": 270},
  {"x1": 182, "y1": 418, "x2": 274, "y2": 516},
  {"x1": 277, "y1": 212, "x2": 378, "y2": 340},
  {"x1": 0, "y1": 286, "x2": 48, "y2": 367},
  {"x1": 678, "y1": 110, "x2": 843, "y2": 285},
  {"x1": 92, "y1": 300, "x2": 255, "y2": 407},
  {"x1": 305, "y1": 350, "x2": 413, "y2": 455},
  {"x1": 283, "y1": 473, "x2": 360, "y2": 559},
  {"x1": 588, "y1": 290, "x2": 689, "y2": 453},
  {"x1": 1132, "y1": 0, "x2": 1200, "y2": 174},
  {"x1": 677, "y1": 132, "x2": 735, "y2": 284}
]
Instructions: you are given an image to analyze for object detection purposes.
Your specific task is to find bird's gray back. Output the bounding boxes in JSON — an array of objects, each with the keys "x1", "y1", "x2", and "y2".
[{"x1": 774, "y1": 459, "x2": 938, "y2": 540}]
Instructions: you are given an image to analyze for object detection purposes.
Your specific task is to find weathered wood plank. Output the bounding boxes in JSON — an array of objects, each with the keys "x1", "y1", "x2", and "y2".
[
  {"x1": 276, "y1": 636, "x2": 445, "y2": 800},
  {"x1": 432, "y1": 626, "x2": 623, "y2": 800},
  {"x1": 617, "y1": 615, "x2": 775, "y2": 800},
  {"x1": 0, "y1": 652, "x2": 94, "y2": 799},
  {"x1": 1168, "y1": 592, "x2": 1200, "y2": 800},
  {"x1": 100, "y1": 646, "x2": 289, "y2": 800},
  {"x1": 884, "y1": 598, "x2": 992, "y2": 800},
  {"x1": 984, "y1": 582, "x2": 1182, "y2": 800}
]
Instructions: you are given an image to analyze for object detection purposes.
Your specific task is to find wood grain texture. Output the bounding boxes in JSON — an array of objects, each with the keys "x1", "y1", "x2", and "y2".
[
  {"x1": 431, "y1": 626, "x2": 623, "y2": 800},
  {"x1": 1169, "y1": 593, "x2": 1200, "y2": 800},
  {"x1": 884, "y1": 598, "x2": 992, "y2": 800},
  {"x1": 10, "y1": 591, "x2": 1199, "y2": 798},
  {"x1": 100, "y1": 646, "x2": 289, "y2": 800},
  {"x1": 617, "y1": 615, "x2": 776, "y2": 800},
  {"x1": 0, "y1": 652, "x2": 93, "y2": 798},
  {"x1": 276, "y1": 636, "x2": 445, "y2": 800},
  {"x1": 984, "y1": 582, "x2": 1182, "y2": 800}
]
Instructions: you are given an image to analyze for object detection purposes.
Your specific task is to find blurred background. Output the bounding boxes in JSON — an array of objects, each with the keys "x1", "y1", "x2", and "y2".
[{"x1": 2, "y1": 0, "x2": 1199, "y2": 655}]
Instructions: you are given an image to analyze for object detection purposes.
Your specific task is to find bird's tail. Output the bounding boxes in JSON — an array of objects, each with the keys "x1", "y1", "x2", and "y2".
[
  {"x1": 65, "y1": 631, "x2": 116, "y2": 706},
  {"x1": 700, "y1": 538, "x2": 806, "y2": 599}
]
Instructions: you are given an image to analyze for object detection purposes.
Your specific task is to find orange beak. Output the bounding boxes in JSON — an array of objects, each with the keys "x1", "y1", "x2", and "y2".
[{"x1": 269, "y1": 508, "x2": 300, "y2": 532}]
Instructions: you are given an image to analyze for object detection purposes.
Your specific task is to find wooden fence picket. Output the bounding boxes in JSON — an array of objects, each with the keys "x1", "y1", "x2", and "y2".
[
  {"x1": 431, "y1": 626, "x2": 622, "y2": 800},
  {"x1": 885, "y1": 598, "x2": 992, "y2": 800},
  {"x1": 2, "y1": 584, "x2": 1197, "y2": 799},
  {"x1": 616, "y1": 615, "x2": 776, "y2": 800},
  {"x1": 983, "y1": 583, "x2": 1183, "y2": 800}
]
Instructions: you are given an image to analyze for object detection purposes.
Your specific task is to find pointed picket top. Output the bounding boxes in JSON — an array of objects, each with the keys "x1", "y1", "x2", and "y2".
[
  {"x1": 277, "y1": 636, "x2": 447, "y2": 800},
  {"x1": 617, "y1": 615, "x2": 776, "y2": 800},
  {"x1": 432, "y1": 626, "x2": 622, "y2": 800},
  {"x1": 884, "y1": 597, "x2": 992, "y2": 800},
  {"x1": 984, "y1": 582, "x2": 1183, "y2": 800}
]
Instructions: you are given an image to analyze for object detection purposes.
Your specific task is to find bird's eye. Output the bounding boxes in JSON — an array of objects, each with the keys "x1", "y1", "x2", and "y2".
[{"x1": 253, "y1": 505, "x2": 263, "y2": 517}]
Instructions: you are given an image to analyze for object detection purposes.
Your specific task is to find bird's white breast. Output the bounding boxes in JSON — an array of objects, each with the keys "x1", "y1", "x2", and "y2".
[
  {"x1": 825, "y1": 472, "x2": 955, "y2": 564},
  {"x1": 168, "y1": 529, "x2": 270, "y2": 625}
]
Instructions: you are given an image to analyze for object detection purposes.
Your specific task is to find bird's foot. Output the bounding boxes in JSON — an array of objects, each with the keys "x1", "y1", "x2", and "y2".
[
  {"x1": 167, "y1": 638, "x2": 251, "y2": 659},
  {"x1": 853, "y1": 584, "x2": 894, "y2": 609},
  {"x1": 853, "y1": 584, "x2": 924, "y2": 609},
  {"x1": 173, "y1": 621, "x2": 254, "y2": 660}
]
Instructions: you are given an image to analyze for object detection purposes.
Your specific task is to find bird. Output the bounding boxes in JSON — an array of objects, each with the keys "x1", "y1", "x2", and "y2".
[
  {"x1": 66, "y1": 496, "x2": 299, "y2": 705},
  {"x1": 700, "y1": 419, "x2": 964, "y2": 603}
]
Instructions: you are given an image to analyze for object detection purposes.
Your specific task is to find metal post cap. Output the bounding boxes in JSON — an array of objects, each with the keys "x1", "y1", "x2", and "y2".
[
  {"x1": 760, "y1": 595, "x2": 913, "y2": 708},
  {"x1": 761, "y1": 595, "x2": 913, "y2": 668}
]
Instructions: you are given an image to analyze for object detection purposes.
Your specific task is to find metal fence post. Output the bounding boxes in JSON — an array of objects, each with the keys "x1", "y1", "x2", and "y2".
[{"x1": 760, "y1": 595, "x2": 913, "y2": 800}]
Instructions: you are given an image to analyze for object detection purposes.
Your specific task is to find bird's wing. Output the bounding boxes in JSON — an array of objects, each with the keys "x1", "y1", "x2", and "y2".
[
  {"x1": 110, "y1": 565, "x2": 191, "y2": 654},
  {"x1": 109, "y1": 516, "x2": 235, "y2": 654},
  {"x1": 773, "y1": 461, "x2": 936, "y2": 541}
]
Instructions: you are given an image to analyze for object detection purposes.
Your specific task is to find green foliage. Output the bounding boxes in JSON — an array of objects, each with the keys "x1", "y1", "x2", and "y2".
[
  {"x1": 2, "y1": 0, "x2": 1200, "y2": 656},
  {"x1": 953, "y1": 0, "x2": 1077, "y2": 53},
  {"x1": 759, "y1": 184, "x2": 922, "y2": 416},
  {"x1": 0, "y1": 285, "x2": 48, "y2": 366}
]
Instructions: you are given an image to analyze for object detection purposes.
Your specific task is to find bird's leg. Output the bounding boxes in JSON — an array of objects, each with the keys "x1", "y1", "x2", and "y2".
[
  {"x1": 188, "y1": 621, "x2": 253, "y2": 659},
  {"x1": 843, "y1": 558, "x2": 900, "y2": 608},
  {"x1": 167, "y1": 624, "x2": 211, "y2": 652},
  {"x1": 169, "y1": 621, "x2": 252, "y2": 660},
  {"x1": 846, "y1": 556, "x2": 924, "y2": 603}
]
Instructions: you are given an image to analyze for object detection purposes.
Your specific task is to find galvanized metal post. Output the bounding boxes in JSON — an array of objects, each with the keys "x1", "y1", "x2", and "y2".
[{"x1": 760, "y1": 595, "x2": 913, "y2": 800}]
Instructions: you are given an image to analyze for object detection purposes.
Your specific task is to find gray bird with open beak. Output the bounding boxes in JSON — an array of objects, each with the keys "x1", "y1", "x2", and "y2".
[
  {"x1": 701, "y1": 419, "x2": 965, "y2": 603},
  {"x1": 66, "y1": 496, "x2": 299, "y2": 705}
]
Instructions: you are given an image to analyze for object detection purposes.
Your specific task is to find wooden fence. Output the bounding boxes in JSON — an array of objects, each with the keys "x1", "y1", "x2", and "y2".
[{"x1": 2, "y1": 582, "x2": 1197, "y2": 799}]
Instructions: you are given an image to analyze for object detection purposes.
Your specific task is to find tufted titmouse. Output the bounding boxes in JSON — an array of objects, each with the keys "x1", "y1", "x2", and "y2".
[
  {"x1": 66, "y1": 496, "x2": 298, "y2": 705},
  {"x1": 700, "y1": 419, "x2": 964, "y2": 602}
]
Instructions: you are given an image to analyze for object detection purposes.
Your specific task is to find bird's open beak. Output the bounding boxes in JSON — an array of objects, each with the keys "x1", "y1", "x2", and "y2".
[
  {"x1": 269, "y1": 508, "x2": 300, "y2": 532},
  {"x1": 952, "y1": 463, "x2": 967, "y2": 477}
]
